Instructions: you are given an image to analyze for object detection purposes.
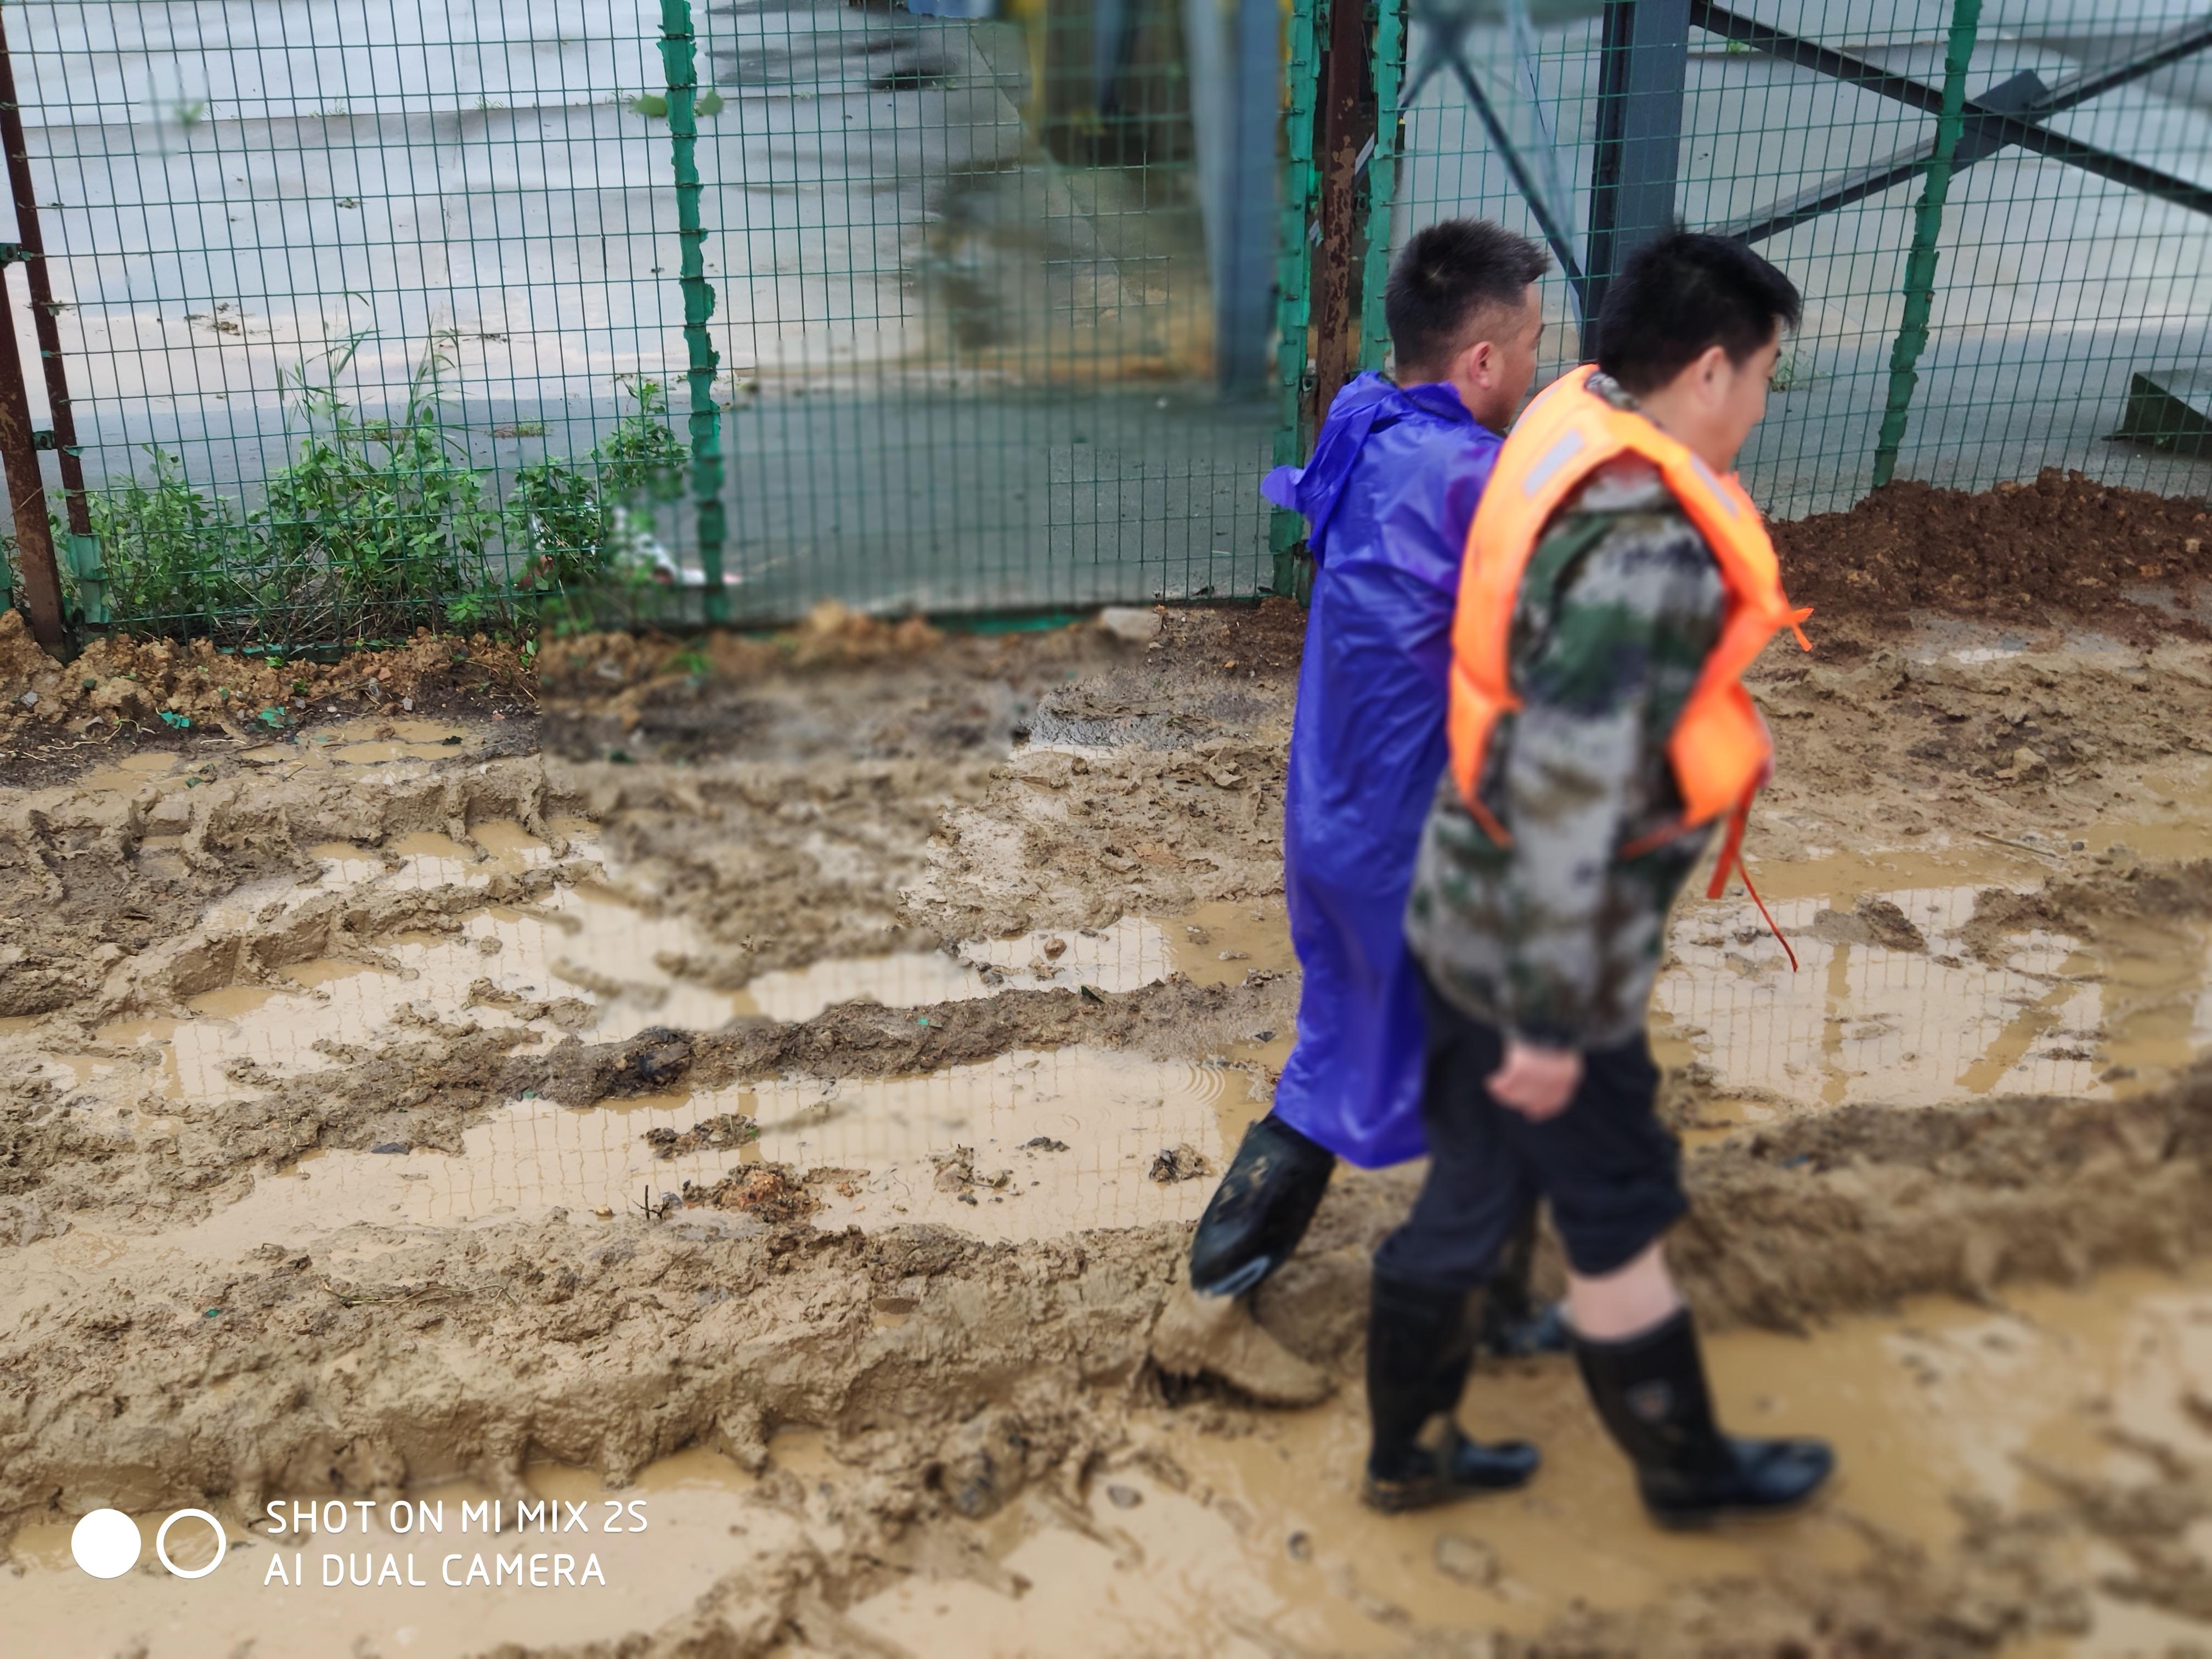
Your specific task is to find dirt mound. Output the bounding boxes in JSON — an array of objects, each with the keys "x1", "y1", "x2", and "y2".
[
  {"x1": 0, "y1": 1207, "x2": 1178, "y2": 1535},
  {"x1": 1675, "y1": 1068, "x2": 2212, "y2": 1329},
  {"x1": 536, "y1": 603, "x2": 947, "y2": 702},
  {"x1": 1777, "y1": 468, "x2": 2210, "y2": 631},
  {"x1": 0, "y1": 607, "x2": 50, "y2": 683},
  {"x1": 0, "y1": 617, "x2": 536, "y2": 783}
]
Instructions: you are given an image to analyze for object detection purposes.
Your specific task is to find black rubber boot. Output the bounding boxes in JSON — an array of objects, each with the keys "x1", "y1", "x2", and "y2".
[
  {"x1": 1361, "y1": 1269, "x2": 1541, "y2": 1514},
  {"x1": 1477, "y1": 1204, "x2": 1569, "y2": 1358},
  {"x1": 1188, "y1": 1113, "x2": 1337, "y2": 1299},
  {"x1": 1573, "y1": 1307, "x2": 1834, "y2": 1529}
]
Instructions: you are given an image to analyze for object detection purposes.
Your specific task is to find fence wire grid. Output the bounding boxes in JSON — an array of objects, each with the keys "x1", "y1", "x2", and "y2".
[
  {"x1": 0, "y1": 0, "x2": 2205, "y2": 647},
  {"x1": 1390, "y1": 0, "x2": 2212, "y2": 523}
]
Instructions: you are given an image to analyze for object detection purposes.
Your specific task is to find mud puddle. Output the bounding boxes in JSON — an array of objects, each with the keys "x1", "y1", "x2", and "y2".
[
  {"x1": 59, "y1": 718, "x2": 495, "y2": 801},
  {"x1": 18, "y1": 601, "x2": 2212, "y2": 1657},
  {"x1": 122, "y1": 1046, "x2": 1264, "y2": 1254},
  {"x1": 823, "y1": 1263, "x2": 2212, "y2": 1656},
  {"x1": 1, "y1": 1449, "x2": 793, "y2": 1659},
  {"x1": 56, "y1": 820, "x2": 1293, "y2": 1113},
  {"x1": 1654, "y1": 811, "x2": 2212, "y2": 1125},
  {"x1": 1656, "y1": 876, "x2": 2212, "y2": 1121}
]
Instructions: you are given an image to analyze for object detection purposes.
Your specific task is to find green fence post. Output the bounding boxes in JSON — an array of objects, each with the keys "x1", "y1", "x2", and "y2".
[
  {"x1": 1268, "y1": 0, "x2": 1324, "y2": 599},
  {"x1": 66, "y1": 533, "x2": 108, "y2": 626},
  {"x1": 1870, "y1": 0, "x2": 1982, "y2": 490},
  {"x1": 1358, "y1": 0, "x2": 1405, "y2": 373},
  {"x1": 659, "y1": 0, "x2": 727, "y2": 625}
]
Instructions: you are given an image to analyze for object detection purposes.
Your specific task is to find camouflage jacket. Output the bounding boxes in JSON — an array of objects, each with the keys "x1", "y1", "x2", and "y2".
[{"x1": 1403, "y1": 374, "x2": 1726, "y2": 1051}]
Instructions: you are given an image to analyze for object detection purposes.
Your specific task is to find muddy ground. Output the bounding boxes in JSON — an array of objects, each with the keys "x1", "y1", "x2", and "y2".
[{"x1": 9, "y1": 478, "x2": 2212, "y2": 1656}]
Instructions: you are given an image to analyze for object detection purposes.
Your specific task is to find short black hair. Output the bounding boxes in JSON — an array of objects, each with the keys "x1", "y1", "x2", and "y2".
[
  {"x1": 1595, "y1": 232, "x2": 1802, "y2": 394},
  {"x1": 1385, "y1": 218, "x2": 1549, "y2": 376}
]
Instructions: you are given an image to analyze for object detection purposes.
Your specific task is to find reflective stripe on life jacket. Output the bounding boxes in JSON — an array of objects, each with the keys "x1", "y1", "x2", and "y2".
[{"x1": 1444, "y1": 365, "x2": 1812, "y2": 901}]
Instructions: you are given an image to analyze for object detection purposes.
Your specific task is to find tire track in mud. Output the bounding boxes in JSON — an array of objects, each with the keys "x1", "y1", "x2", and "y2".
[
  {"x1": 12, "y1": 605, "x2": 2212, "y2": 1655},
  {"x1": 0, "y1": 972, "x2": 1299, "y2": 1242},
  {"x1": 0, "y1": 752, "x2": 572, "y2": 1018},
  {"x1": 9, "y1": 1065, "x2": 2212, "y2": 1653}
]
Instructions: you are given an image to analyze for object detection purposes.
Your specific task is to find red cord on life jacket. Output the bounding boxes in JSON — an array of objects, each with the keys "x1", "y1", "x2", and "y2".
[{"x1": 1707, "y1": 798, "x2": 1798, "y2": 972}]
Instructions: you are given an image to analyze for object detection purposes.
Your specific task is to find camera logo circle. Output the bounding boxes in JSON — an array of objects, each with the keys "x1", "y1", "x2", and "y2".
[
  {"x1": 156, "y1": 1509, "x2": 227, "y2": 1579},
  {"x1": 71, "y1": 1508, "x2": 228, "y2": 1579},
  {"x1": 70, "y1": 1509, "x2": 140, "y2": 1579}
]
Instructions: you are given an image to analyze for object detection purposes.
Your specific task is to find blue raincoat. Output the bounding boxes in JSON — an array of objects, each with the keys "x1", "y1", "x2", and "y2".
[{"x1": 1262, "y1": 374, "x2": 1504, "y2": 1167}]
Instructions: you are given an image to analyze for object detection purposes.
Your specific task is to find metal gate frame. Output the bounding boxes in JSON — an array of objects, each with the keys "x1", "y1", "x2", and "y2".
[{"x1": 1271, "y1": 0, "x2": 2212, "y2": 591}]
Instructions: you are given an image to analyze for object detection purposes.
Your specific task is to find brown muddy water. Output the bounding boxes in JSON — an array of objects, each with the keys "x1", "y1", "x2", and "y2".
[
  {"x1": 1658, "y1": 826, "x2": 2212, "y2": 1129},
  {"x1": 11, "y1": 610, "x2": 2212, "y2": 1655}
]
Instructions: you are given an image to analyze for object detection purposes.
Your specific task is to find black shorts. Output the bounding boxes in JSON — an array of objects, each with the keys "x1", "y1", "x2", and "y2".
[{"x1": 1373, "y1": 970, "x2": 1688, "y2": 1290}]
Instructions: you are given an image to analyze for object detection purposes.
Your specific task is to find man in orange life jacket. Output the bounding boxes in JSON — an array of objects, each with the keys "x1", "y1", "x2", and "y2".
[{"x1": 1367, "y1": 232, "x2": 1835, "y2": 1522}]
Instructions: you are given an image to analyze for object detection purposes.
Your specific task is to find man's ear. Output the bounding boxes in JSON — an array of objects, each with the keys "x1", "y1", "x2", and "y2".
[{"x1": 1689, "y1": 343, "x2": 1733, "y2": 404}]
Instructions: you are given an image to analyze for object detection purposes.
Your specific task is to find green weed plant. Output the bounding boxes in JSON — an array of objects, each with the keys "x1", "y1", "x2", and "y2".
[{"x1": 67, "y1": 336, "x2": 692, "y2": 647}]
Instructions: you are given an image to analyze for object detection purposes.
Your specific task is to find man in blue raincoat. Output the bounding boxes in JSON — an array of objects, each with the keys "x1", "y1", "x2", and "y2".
[{"x1": 1153, "y1": 219, "x2": 1560, "y2": 1402}]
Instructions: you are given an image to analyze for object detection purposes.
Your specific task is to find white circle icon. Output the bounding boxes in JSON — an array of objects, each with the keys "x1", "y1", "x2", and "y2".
[
  {"x1": 71, "y1": 1509, "x2": 142, "y2": 1579},
  {"x1": 154, "y1": 1509, "x2": 228, "y2": 1579}
]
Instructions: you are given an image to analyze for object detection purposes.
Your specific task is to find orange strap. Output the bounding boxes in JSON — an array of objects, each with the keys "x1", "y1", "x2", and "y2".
[{"x1": 1706, "y1": 798, "x2": 1798, "y2": 972}]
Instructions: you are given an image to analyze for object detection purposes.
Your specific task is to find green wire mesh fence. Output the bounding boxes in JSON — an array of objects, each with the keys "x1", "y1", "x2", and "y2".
[
  {"x1": 0, "y1": 0, "x2": 1279, "y2": 647},
  {"x1": 1380, "y1": 0, "x2": 2212, "y2": 520},
  {"x1": 0, "y1": 0, "x2": 2206, "y2": 648},
  {"x1": 3, "y1": 0, "x2": 704, "y2": 646}
]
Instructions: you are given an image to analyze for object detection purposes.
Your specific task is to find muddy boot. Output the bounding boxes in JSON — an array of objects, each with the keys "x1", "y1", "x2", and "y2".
[
  {"x1": 1477, "y1": 1204, "x2": 1569, "y2": 1359},
  {"x1": 1187, "y1": 1113, "x2": 1337, "y2": 1299},
  {"x1": 1150, "y1": 1280, "x2": 1334, "y2": 1407},
  {"x1": 1573, "y1": 1307, "x2": 1834, "y2": 1529},
  {"x1": 1361, "y1": 1269, "x2": 1541, "y2": 1514}
]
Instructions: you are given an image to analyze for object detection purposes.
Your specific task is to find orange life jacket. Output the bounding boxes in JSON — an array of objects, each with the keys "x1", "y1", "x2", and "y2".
[{"x1": 1444, "y1": 365, "x2": 1811, "y2": 918}]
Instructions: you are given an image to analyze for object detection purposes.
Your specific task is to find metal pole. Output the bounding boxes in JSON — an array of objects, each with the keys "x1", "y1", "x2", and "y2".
[
  {"x1": 1226, "y1": 0, "x2": 1282, "y2": 388},
  {"x1": 1357, "y1": 0, "x2": 1405, "y2": 373},
  {"x1": 1871, "y1": 0, "x2": 1983, "y2": 489},
  {"x1": 1449, "y1": 59, "x2": 1587, "y2": 312},
  {"x1": 0, "y1": 250, "x2": 61, "y2": 651},
  {"x1": 1183, "y1": 0, "x2": 1281, "y2": 391},
  {"x1": 1268, "y1": 0, "x2": 1323, "y2": 598},
  {"x1": 1311, "y1": 0, "x2": 1377, "y2": 418},
  {"x1": 0, "y1": 4, "x2": 86, "y2": 539},
  {"x1": 1585, "y1": 0, "x2": 1688, "y2": 349},
  {"x1": 659, "y1": 0, "x2": 727, "y2": 625}
]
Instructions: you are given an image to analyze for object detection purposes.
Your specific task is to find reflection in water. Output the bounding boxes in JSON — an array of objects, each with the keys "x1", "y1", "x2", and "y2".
[
  {"x1": 1656, "y1": 883, "x2": 2212, "y2": 1113},
  {"x1": 170, "y1": 1048, "x2": 1246, "y2": 1249},
  {"x1": 80, "y1": 830, "x2": 1295, "y2": 1114}
]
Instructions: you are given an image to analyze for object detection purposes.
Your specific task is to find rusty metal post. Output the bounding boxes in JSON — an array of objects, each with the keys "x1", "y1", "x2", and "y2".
[
  {"x1": 0, "y1": 259, "x2": 61, "y2": 651},
  {"x1": 0, "y1": 7, "x2": 69, "y2": 652},
  {"x1": 1310, "y1": 0, "x2": 1376, "y2": 420},
  {"x1": 0, "y1": 3, "x2": 86, "y2": 540}
]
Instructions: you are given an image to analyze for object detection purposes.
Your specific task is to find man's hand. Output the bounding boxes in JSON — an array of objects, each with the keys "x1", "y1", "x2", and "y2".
[{"x1": 1487, "y1": 1039, "x2": 1583, "y2": 1120}]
